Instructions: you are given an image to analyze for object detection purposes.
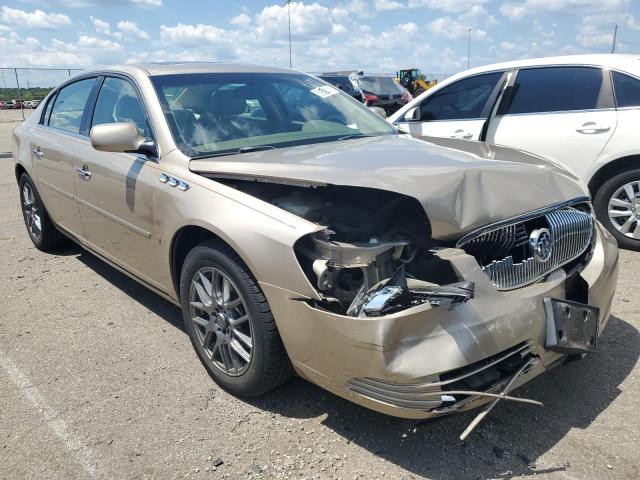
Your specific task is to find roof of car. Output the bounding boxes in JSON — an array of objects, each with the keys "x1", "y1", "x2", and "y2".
[
  {"x1": 85, "y1": 62, "x2": 298, "y2": 76},
  {"x1": 462, "y1": 54, "x2": 640, "y2": 76}
]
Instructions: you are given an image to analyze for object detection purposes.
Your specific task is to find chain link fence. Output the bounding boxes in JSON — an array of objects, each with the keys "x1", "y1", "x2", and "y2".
[{"x1": 0, "y1": 68, "x2": 84, "y2": 121}]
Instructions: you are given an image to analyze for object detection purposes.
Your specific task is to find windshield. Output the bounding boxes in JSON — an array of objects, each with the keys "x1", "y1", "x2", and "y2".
[
  {"x1": 151, "y1": 72, "x2": 396, "y2": 157},
  {"x1": 358, "y1": 76, "x2": 404, "y2": 95}
]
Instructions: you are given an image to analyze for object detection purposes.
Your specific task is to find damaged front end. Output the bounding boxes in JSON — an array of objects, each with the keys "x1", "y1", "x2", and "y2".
[{"x1": 212, "y1": 177, "x2": 474, "y2": 317}]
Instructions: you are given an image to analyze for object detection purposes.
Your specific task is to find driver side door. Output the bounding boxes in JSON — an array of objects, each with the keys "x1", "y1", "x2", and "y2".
[
  {"x1": 73, "y1": 75, "x2": 162, "y2": 287},
  {"x1": 395, "y1": 71, "x2": 506, "y2": 141}
]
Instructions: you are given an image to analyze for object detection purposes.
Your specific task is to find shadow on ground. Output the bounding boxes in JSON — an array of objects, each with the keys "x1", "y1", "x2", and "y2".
[{"x1": 73, "y1": 247, "x2": 639, "y2": 480}]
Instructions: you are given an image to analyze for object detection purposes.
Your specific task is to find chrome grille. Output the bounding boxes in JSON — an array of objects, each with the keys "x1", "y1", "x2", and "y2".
[{"x1": 458, "y1": 205, "x2": 593, "y2": 290}]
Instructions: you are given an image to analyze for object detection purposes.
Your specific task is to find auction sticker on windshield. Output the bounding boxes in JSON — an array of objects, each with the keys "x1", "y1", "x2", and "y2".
[{"x1": 310, "y1": 85, "x2": 339, "y2": 98}]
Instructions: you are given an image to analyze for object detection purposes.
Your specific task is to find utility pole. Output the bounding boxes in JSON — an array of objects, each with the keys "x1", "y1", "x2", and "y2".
[
  {"x1": 467, "y1": 28, "x2": 472, "y2": 69},
  {"x1": 284, "y1": 0, "x2": 292, "y2": 69},
  {"x1": 611, "y1": 24, "x2": 618, "y2": 53}
]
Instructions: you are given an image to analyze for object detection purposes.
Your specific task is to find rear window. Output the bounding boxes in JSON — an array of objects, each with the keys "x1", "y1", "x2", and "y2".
[
  {"x1": 507, "y1": 67, "x2": 604, "y2": 114},
  {"x1": 612, "y1": 71, "x2": 640, "y2": 108},
  {"x1": 358, "y1": 77, "x2": 403, "y2": 95}
]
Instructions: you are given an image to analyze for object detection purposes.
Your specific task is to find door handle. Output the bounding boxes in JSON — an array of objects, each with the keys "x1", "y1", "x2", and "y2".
[
  {"x1": 450, "y1": 129, "x2": 473, "y2": 139},
  {"x1": 32, "y1": 147, "x2": 43, "y2": 159},
  {"x1": 576, "y1": 122, "x2": 610, "y2": 134},
  {"x1": 76, "y1": 166, "x2": 92, "y2": 180}
]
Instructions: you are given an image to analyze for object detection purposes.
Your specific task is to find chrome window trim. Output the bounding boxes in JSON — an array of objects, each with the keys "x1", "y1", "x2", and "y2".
[
  {"x1": 500, "y1": 107, "x2": 617, "y2": 117},
  {"x1": 34, "y1": 123, "x2": 91, "y2": 142},
  {"x1": 456, "y1": 196, "x2": 591, "y2": 247}
]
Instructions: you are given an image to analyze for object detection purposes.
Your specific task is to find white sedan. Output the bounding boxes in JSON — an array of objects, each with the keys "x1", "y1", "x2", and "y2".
[{"x1": 390, "y1": 54, "x2": 640, "y2": 251}]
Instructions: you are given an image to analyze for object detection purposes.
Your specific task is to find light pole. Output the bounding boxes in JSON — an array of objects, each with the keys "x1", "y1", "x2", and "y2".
[
  {"x1": 467, "y1": 28, "x2": 472, "y2": 69},
  {"x1": 284, "y1": 0, "x2": 292, "y2": 69},
  {"x1": 611, "y1": 24, "x2": 618, "y2": 53}
]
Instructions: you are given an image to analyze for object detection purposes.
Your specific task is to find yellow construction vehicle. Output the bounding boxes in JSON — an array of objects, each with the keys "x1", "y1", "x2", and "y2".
[{"x1": 395, "y1": 68, "x2": 437, "y2": 96}]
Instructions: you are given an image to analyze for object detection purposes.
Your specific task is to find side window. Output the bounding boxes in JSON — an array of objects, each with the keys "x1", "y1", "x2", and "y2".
[
  {"x1": 612, "y1": 71, "x2": 640, "y2": 108},
  {"x1": 48, "y1": 78, "x2": 96, "y2": 134},
  {"x1": 416, "y1": 72, "x2": 502, "y2": 121},
  {"x1": 91, "y1": 77, "x2": 150, "y2": 137},
  {"x1": 507, "y1": 67, "x2": 604, "y2": 115}
]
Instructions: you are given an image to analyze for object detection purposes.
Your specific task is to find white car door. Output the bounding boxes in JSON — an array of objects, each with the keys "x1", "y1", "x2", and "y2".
[
  {"x1": 395, "y1": 71, "x2": 506, "y2": 140},
  {"x1": 486, "y1": 66, "x2": 617, "y2": 179}
]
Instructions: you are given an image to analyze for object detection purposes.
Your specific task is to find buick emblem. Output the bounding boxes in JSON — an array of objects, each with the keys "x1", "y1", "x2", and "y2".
[{"x1": 529, "y1": 228, "x2": 553, "y2": 262}]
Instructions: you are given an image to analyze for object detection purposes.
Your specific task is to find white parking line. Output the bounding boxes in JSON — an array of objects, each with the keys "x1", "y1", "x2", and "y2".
[{"x1": 0, "y1": 350, "x2": 102, "y2": 479}]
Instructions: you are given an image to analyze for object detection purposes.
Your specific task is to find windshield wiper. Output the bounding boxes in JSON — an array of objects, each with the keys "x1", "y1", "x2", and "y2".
[
  {"x1": 194, "y1": 145, "x2": 276, "y2": 159},
  {"x1": 238, "y1": 145, "x2": 276, "y2": 153},
  {"x1": 337, "y1": 134, "x2": 374, "y2": 141}
]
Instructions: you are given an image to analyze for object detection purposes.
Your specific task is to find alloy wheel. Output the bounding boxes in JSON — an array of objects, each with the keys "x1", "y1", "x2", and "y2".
[
  {"x1": 608, "y1": 180, "x2": 640, "y2": 240},
  {"x1": 22, "y1": 183, "x2": 42, "y2": 241},
  {"x1": 188, "y1": 267, "x2": 253, "y2": 376}
]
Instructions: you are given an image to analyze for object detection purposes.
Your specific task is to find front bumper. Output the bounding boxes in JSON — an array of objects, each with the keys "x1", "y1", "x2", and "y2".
[{"x1": 261, "y1": 221, "x2": 619, "y2": 419}]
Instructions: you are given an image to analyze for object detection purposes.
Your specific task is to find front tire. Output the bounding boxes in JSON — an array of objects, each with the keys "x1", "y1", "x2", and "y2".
[
  {"x1": 179, "y1": 240, "x2": 292, "y2": 397},
  {"x1": 593, "y1": 168, "x2": 640, "y2": 251},
  {"x1": 18, "y1": 173, "x2": 69, "y2": 251}
]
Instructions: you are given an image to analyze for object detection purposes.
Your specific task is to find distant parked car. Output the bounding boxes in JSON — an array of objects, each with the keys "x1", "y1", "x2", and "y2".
[
  {"x1": 358, "y1": 75, "x2": 412, "y2": 115},
  {"x1": 318, "y1": 73, "x2": 365, "y2": 102},
  {"x1": 390, "y1": 54, "x2": 640, "y2": 250},
  {"x1": 319, "y1": 72, "x2": 411, "y2": 115},
  {"x1": 0, "y1": 100, "x2": 7, "y2": 110}
]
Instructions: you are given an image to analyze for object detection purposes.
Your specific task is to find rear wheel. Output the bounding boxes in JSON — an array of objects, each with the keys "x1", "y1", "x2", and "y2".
[
  {"x1": 18, "y1": 173, "x2": 69, "y2": 251},
  {"x1": 594, "y1": 168, "x2": 640, "y2": 251},
  {"x1": 179, "y1": 240, "x2": 292, "y2": 397}
]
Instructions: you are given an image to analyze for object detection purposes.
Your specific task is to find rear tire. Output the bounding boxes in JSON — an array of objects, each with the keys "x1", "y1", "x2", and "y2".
[
  {"x1": 179, "y1": 239, "x2": 292, "y2": 397},
  {"x1": 593, "y1": 168, "x2": 640, "y2": 251},
  {"x1": 18, "y1": 173, "x2": 69, "y2": 251}
]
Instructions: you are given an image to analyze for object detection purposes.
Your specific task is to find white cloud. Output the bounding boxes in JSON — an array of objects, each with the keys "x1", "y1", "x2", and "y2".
[
  {"x1": 255, "y1": 2, "x2": 337, "y2": 40},
  {"x1": 0, "y1": 31, "x2": 123, "y2": 68},
  {"x1": 77, "y1": 35, "x2": 123, "y2": 51},
  {"x1": 408, "y1": 0, "x2": 489, "y2": 14},
  {"x1": 427, "y1": 17, "x2": 487, "y2": 40},
  {"x1": 374, "y1": 0, "x2": 404, "y2": 11},
  {"x1": 500, "y1": 0, "x2": 629, "y2": 20},
  {"x1": 130, "y1": 0, "x2": 163, "y2": 7},
  {"x1": 117, "y1": 20, "x2": 150, "y2": 40},
  {"x1": 0, "y1": 6, "x2": 71, "y2": 30},
  {"x1": 90, "y1": 16, "x2": 111, "y2": 35},
  {"x1": 229, "y1": 13, "x2": 251, "y2": 28},
  {"x1": 576, "y1": 12, "x2": 639, "y2": 48},
  {"x1": 160, "y1": 23, "x2": 231, "y2": 47}
]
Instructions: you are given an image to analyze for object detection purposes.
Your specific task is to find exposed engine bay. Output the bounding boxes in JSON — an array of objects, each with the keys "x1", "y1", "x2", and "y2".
[{"x1": 210, "y1": 177, "x2": 474, "y2": 316}]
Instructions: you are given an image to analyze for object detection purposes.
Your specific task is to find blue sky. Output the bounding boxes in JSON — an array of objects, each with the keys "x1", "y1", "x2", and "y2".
[{"x1": 0, "y1": 0, "x2": 639, "y2": 77}]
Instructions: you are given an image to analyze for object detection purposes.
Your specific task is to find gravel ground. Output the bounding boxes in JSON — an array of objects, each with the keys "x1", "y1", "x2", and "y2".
[{"x1": 1, "y1": 120, "x2": 638, "y2": 480}]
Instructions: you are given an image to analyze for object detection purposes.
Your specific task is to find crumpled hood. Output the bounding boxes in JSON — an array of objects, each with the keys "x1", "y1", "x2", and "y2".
[{"x1": 189, "y1": 135, "x2": 588, "y2": 240}]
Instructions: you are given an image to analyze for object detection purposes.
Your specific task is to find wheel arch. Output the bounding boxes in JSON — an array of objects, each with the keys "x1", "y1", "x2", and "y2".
[
  {"x1": 169, "y1": 225, "x2": 254, "y2": 301},
  {"x1": 15, "y1": 162, "x2": 27, "y2": 184},
  {"x1": 588, "y1": 155, "x2": 640, "y2": 196}
]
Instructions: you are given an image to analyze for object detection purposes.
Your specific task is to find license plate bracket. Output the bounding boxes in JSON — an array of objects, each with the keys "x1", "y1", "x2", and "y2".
[{"x1": 544, "y1": 298, "x2": 599, "y2": 354}]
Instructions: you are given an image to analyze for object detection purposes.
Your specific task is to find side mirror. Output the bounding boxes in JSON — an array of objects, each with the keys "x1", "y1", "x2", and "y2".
[
  {"x1": 90, "y1": 122, "x2": 156, "y2": 157},
  {"x1": 404, "y1": 107, "x2": 420, "y2": 121},
  {"x1": 368, "y1": 106, "x2": 387, "y2": 119}
]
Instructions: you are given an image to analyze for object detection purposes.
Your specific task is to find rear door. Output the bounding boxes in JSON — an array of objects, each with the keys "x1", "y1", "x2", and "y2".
[
  {"x1": 486, "y1": 66, "x2": 617, "y2": 178},
  {"x1": 73, "y1": 75, "x2": 160, "y2": 286},
  {"x1": 395, "y1": 71, "x2": 505, "y2": 140},
  {"x1": 30, "y1": 77, "x2": 98, "y2": 237}
]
